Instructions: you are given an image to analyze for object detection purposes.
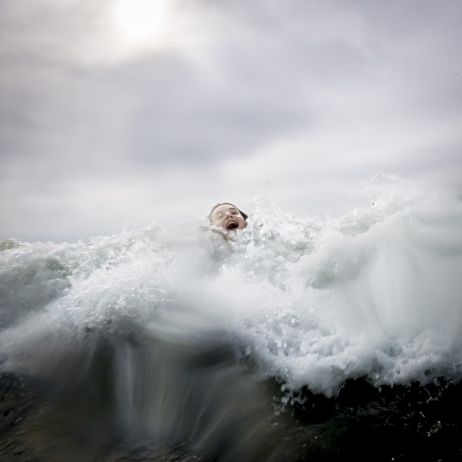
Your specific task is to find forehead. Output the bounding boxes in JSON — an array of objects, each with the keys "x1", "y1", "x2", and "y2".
[{"x1": 212, "y1": 204, "x2": 238, "y2": 215}]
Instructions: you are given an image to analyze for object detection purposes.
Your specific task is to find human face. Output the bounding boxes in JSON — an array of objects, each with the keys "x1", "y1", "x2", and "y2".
[{"x1": 210, "y1": 204, "x2": 246, "y2": 230}]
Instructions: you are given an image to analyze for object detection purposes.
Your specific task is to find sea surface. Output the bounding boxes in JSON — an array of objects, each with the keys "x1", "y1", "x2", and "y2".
[{"x1": 1, "y1": 176, "x2": 462, "y2": 461}]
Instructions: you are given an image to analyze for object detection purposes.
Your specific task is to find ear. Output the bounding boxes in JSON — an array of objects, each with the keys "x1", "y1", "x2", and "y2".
[{"x1": 239, "y1": 210, "x2": 248, "y2": 221}]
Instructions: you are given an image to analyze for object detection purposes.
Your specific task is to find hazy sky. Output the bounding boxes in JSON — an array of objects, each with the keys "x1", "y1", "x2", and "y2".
[{"x1": 1, "y1": 0, "x2": 461, "y2": 241}]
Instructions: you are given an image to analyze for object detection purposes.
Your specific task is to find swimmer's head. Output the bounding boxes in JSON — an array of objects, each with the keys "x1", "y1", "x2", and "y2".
[{"x1": 208, "y1": 203, "x2": 248, "y2": 231}]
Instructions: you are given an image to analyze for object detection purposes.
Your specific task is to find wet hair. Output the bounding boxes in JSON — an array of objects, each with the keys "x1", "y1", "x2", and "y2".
[{"x1": 208, "y1": 203, "x2": 248, "y2": 222}]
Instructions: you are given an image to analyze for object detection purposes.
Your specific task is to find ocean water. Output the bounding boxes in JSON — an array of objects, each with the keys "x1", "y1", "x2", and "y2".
[{"x1": 1, "y1": 176, "x2": 462, "y2": 460}]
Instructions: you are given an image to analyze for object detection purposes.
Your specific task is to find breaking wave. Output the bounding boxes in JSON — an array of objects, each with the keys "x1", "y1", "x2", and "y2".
[{"x1": 1, "y1": 176, "x2": 462, "y2": 400}]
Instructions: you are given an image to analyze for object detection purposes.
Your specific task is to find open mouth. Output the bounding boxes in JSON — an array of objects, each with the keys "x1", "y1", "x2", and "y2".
[{"x1": 226, "y1": 222, "x2": 238, "y2": 230}]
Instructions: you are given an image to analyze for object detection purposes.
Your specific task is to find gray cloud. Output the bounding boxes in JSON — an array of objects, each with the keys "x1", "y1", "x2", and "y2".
[{"x1": 1, "y1": 0, "x2": 461, "y2": 240}]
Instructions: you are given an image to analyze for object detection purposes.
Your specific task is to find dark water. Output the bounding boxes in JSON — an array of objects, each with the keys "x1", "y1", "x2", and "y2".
[
  {"x1": 1, "y1": 322, "x2": 462, "y2": 461},
  {"x1": 0, "y1": 323, "x2": 291, "y2": 462}
]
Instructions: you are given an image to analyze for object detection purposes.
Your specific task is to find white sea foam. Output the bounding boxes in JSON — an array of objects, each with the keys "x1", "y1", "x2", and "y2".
[{"x1": 1, "y1": 176, "x2": 462, "y2": 397}]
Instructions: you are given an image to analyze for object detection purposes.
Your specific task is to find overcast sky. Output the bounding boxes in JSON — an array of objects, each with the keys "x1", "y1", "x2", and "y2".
[{"x1": 1, "y1": 0, "x2": 461, "y2": 241}]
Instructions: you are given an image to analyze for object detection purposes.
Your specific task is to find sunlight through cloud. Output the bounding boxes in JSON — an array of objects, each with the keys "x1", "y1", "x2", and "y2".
[{"x1": 112, "y1": 0, "x2": 174, "y2": 50}]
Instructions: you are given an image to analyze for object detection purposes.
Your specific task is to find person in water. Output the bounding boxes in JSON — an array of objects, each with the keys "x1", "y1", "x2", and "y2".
[{"x1": 208, "y1": 203, "x2": 248, "y2": 235}]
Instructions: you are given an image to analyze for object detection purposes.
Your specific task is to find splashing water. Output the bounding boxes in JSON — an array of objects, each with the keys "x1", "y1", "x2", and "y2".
[
  {"x1": 1, "y1": 177, "x2": 462, "y2": 393},
  {"x1": 1, "y1": 176, "x2": 462, "y2": 458}
]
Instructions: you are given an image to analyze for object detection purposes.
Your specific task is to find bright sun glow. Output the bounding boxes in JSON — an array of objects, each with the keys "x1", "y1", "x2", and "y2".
[{"x1": 113, "y1": 0, "x2": 172, "y2": 47}]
